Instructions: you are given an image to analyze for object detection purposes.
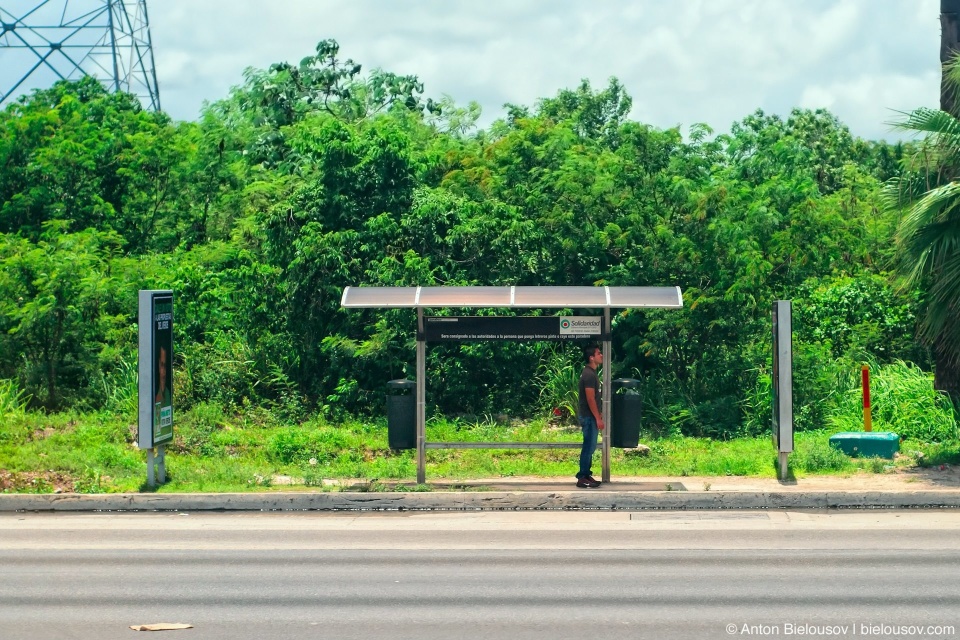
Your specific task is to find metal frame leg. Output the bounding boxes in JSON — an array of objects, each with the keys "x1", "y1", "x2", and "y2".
[
  {"x1": 417, "y1": 309, "x2": 426, "y2": 484},
  {"x1": 602, "y1": 309, "x2": 611, "y2": 484},
  {"x1": 158, "y1": 445, "x2": 166, "y2": 484}
]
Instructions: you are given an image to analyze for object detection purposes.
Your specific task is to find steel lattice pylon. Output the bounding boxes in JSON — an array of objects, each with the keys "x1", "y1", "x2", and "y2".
[{"x1": 0, "y1": 0, "x2": 160, "y2": 110}]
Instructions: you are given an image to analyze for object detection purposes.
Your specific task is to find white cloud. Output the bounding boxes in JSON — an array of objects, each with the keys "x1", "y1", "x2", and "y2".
[
  {"x1": 800, "y1": 71, "x2": 940, "y2": 137},
  {"x1": 0, "y1": 0, "x2": 943, "y2": 141}
]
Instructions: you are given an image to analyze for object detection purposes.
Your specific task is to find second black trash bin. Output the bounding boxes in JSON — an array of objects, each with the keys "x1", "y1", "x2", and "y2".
[
  {"x1": 611, "y1": 378, "x2": 642, "y2": 448},
  {"x1": 386, "y1": 379, "x2": 416, "y2": 450}
]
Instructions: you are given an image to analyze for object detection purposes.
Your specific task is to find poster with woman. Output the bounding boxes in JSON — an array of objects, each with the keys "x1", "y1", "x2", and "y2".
[{"x1": 138, "y1": 290, "x2": 174, "y2": 448}]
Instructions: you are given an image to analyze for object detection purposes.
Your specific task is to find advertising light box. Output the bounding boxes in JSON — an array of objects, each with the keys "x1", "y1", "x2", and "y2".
[{"x1": 138, "y1": 290, "x2": 174, "y2": 449}]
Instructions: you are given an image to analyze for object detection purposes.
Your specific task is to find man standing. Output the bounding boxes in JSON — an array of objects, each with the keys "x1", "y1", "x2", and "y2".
[{"x1": 576, "y1": 344, "x2": 604, "y2": 488}]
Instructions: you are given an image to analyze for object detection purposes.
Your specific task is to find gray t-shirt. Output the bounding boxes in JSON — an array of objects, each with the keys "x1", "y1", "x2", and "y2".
[{"x1": 577, "y1": 366, "x2": 601, "y2": 419}]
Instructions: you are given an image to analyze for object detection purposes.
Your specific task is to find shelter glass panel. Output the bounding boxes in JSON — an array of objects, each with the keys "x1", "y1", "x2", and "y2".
[
  {"x1": 417, "y1": 286, "x2": 511, "y2": 307},
  {"x1": 513, "y1": 286, "x2": 607, "y2": 308},
  {"x1": 608, "y1": 286, "x2": 682, "y2": 308},
  {"x1": 341, "y1": 286, "x2": 417, "y2": 308}
]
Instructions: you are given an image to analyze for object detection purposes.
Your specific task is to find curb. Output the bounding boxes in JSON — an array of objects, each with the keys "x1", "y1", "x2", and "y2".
[{"x1": 3, "y1": 491, "x2": 960, "y2": 511}]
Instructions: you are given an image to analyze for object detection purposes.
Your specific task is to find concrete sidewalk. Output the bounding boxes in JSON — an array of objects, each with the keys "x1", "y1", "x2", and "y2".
[{"x1": 3, "y1": 469, "x2": 960, "y2": 511}]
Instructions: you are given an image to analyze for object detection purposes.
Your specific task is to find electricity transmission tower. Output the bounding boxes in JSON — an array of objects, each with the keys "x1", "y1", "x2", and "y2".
[{"x1": 0, "y1": 0, "x2": 160, "y2": 110}]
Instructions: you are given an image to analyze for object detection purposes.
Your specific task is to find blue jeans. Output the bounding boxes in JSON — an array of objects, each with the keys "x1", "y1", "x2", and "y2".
[{"x1": 577, "y1": 415, "x2": 599, "y2": 479}]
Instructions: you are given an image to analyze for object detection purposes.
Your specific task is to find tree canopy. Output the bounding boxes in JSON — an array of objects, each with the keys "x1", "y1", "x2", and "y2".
[{"x1": 0, "y1": 40, "x2": 939, "y2": 435}]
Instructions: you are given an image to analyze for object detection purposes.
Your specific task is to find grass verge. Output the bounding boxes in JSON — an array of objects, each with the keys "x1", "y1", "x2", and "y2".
[{"x1": 1, "y1": 408, "x2": 957, "y2": 493}]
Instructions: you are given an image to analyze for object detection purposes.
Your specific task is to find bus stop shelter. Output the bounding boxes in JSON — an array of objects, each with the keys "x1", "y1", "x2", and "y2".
[{"x1": 340, "y1": 286, "x2": 684, "y2": 484}]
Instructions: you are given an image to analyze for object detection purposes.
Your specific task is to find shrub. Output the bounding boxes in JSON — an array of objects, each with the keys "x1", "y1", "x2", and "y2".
[
  {"x1": 266, "y1": 426, "x2": 351, "y2": 466},
  {"x1": 173, "y1": 402, "x2": 228, "y2": 457},
  {"x1": 792, "y1": 435, "x2": 852, "y2": 472}
]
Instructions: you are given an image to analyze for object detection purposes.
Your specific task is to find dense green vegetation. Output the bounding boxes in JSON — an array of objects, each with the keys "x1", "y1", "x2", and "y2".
[
  {"x1": 2, "y1": 356, "x2": 955, "y2": 491},
  {"x1": 0, "y1": 39, "x2": 956, "y2": 460},
  {"x1": 2, "y1": 397, "x2": 957, "y2": 493}
]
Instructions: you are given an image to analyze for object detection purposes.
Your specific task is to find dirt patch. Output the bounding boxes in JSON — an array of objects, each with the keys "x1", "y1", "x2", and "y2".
[
  {"x1": 0, "y1": 469, "x2": 76, "y2": 493},
  {"x1": 877, "y1": 463, "x2": 960, "y2": 488},
  {"x1": 29, "y1": 427, "x2": 56, "y2": 441},
  {"x1": 639, "y1": 465, "x2": 960, "y2": 492}
]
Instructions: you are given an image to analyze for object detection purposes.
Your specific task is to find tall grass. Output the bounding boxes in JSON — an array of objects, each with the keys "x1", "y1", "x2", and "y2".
[
  {"x1": 739, "y1": 367, "x2": 772, "y2": 436},
  {"x1": 534, "y1": 350, "x2": 580, "y2": 420},
  {"x1": 826, "y1": 360, "x2": 958, "y2": 442},
  {"x1": 0, "y1": 379, "x2": 30, "y2": 417},
  {"x1": 0, "y1": 379, "x2": 31, "y2": 448},
  {"x1": 98, "y1": 357, "x2": 138, "y2": 417},
  {"x1": 740, "y1": 357, "x2": 958, "y2": 443}
]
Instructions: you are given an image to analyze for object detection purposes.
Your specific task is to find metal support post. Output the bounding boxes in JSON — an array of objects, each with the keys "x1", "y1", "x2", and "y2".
[
  {"x1": 601, "y1": 309, "x2": 611, "y2": 483},
  {"x1": 773, "y1": 300, "x2": 794, "y2": 483},
  {"x1": 416, "y1": 308, "x2": 426, "y2": 484},
  {"x1": 146, "y1": 448, "x2": 155, "y2": 488},
  {"x1": 157, "y1": 445, "x2": 166, "y2": 484}
]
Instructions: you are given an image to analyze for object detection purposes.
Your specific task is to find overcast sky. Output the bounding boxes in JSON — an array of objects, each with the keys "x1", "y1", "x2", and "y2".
[{"x1": 0, "y1": 0, "x2": 944, "y2": 141}]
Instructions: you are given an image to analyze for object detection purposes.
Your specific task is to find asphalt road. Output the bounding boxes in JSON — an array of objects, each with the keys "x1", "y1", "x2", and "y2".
[{"x1": 2, "y1": 510, "x2": 959, "y2": 640}]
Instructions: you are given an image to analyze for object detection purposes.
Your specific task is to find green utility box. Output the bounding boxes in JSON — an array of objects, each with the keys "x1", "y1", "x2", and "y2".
[{"x1": 828, "y1": 432, "x2": 900, "y2": 459}]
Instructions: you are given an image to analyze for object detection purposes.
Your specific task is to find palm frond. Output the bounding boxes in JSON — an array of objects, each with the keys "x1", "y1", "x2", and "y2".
[
  {"x1": 911, "y1": 225, "x2": 960, "y2": 355},
  {"x1": 923, "y1": 300, "x2": 960, "y2": 366},
  {"x1": 887, "y1": 107, "x2": 960, "y2": 172},
  {"x1": 943, "y1": 52, "x2": 960, "y2": 111},
  {"x1": 881, "y1": 172, "x2": 935, "y2": 210},
  {"x1": 889, "y1": 107, "x2": 960, "y2": 138},
  {"x1": 889, "y1": 51, "x2": 960, "y2": 371},
  {"x1": 895, "y1": 182, "x2": 960, "y2": 251}
]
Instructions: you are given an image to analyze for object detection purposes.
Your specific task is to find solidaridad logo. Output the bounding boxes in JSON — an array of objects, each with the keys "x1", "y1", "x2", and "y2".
[{"x1": 560, "y1": 319, "x2": 572, "y2": 330}]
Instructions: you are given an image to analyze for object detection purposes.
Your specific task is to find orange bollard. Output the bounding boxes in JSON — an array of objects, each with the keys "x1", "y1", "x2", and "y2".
[{"x1": 862, "y1": 364, "x2": 872, "y2": 432}]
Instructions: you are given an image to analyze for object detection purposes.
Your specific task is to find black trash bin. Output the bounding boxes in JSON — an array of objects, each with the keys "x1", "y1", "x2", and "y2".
[
  {"x1": 611, "y1": 378, "x2": 642, "y2": 448},
  {"x1": 386, "y1": 379, "x2": 416, "y2": 450}
]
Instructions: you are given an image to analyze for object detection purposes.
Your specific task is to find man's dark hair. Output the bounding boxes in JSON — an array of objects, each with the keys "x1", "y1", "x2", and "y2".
[{"x1": 583, "y1": 344, "x2": 600, "y2": 363}]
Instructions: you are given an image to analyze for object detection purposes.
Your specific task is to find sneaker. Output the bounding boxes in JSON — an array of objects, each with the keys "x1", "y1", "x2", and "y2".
[
  {"x1": 585, "y1": 475, "x2": 602, "y2": 485},
  {"x1": 576, "y1": 477, "x2": 601, "y2": 488}
]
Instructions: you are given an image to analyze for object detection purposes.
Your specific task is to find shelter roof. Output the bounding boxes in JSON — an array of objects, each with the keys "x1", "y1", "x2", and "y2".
[{"x1": 340, "y1": 286, "x2": 683, "y2": 309}]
